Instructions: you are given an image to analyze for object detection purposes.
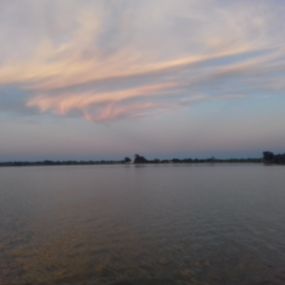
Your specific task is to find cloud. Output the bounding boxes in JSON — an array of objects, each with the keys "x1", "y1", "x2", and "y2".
[
  {"x1": 27, "y1": 82, "x2": 180, "y2": 122},
  {"x1": 0, "y1": 0, "x2": 284, "y2": 122}
]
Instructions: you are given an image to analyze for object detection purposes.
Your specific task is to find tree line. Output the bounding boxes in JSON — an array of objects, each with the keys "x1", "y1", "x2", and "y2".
[
  {"x1": 0, "y1": 153, "x2": 265, "y2": 167},
  {"x1": 1, "y1": 152, "x2": 284, "y2": 167},
  {"x1": 263, "y1": 151, "x2": 285, "y2": 164}
]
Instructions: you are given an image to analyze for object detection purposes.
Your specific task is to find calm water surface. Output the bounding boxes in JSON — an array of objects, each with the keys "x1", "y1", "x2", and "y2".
[{"x1": 0, "y1": 164, "x2": 285, "y2": 285}]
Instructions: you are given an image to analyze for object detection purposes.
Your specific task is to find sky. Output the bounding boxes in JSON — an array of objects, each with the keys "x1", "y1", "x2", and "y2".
[{"x1": 0, "y1": 0, "x2": 285, "y2": 160}]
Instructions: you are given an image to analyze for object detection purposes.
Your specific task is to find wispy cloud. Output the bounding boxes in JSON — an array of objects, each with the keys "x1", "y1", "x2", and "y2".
[{"x1": 0, "y1": 0, "x2": 284, "y2": 122}]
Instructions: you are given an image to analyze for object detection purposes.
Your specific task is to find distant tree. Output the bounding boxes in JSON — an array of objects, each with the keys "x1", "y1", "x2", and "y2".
[
  {"x1": 275, "y1": 153, "x2": 285, "y2": 164},
  {"x1": 263, "y1": 151, "x2": 274, "y2": 162},
  {"x1": 134, "y1": 154, "x2": 148, "y2": 164},
  {"x1": 123, "y1": 157, "x2": 132, "y2": 163}
]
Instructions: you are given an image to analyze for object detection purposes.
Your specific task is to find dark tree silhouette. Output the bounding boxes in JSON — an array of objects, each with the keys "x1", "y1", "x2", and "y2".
[
  {"x1": 263, "y1": 151, "x2": 275, "y2": 162},
  {"x1": 134, "y1": 154, "x2": 148, "y2": 164},
  {"x1": 263, "y1": 151, "x2": 285, "y2": 164},
  {"x1": 0, "y1": 153, "x2": 267, "y2": 168},
  {"x1": 123, "y1": 157, "x2": 131, "y2": 163}
]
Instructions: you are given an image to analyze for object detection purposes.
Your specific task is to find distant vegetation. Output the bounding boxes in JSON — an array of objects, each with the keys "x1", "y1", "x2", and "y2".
[
  {"x1": 263, "y1": 151, "x2": 285, "y2": 164},
  {"x1": 0, "y1": 159, "x2": 129, "y2": 167},
  {"x1": 1, "y1": 152, "x2": 284, "y2": 167},
  {"x1": 134, "y1": 154, "x2": 148, "y2": 164},
  {"x1": 0, "y1": 154, "x2": 264, "y2": 167},
  {"x1": 132, "y1": 154, "x2": 261, "y2": 164}
]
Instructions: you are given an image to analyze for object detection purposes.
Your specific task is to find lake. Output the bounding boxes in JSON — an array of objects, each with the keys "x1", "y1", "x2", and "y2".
[{"x1": 0, "y1": 164, "x2": 285, "y2": 285}]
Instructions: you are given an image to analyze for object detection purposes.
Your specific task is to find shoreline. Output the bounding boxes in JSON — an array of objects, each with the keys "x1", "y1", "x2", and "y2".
[{"x1": 0, "y1": 159, "x2": 263, "y2": 168}]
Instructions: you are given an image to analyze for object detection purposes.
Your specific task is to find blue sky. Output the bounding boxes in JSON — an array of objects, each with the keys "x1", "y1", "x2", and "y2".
[{"x1": 0, "y1": 0, "x2": 284, "y2": 160}]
